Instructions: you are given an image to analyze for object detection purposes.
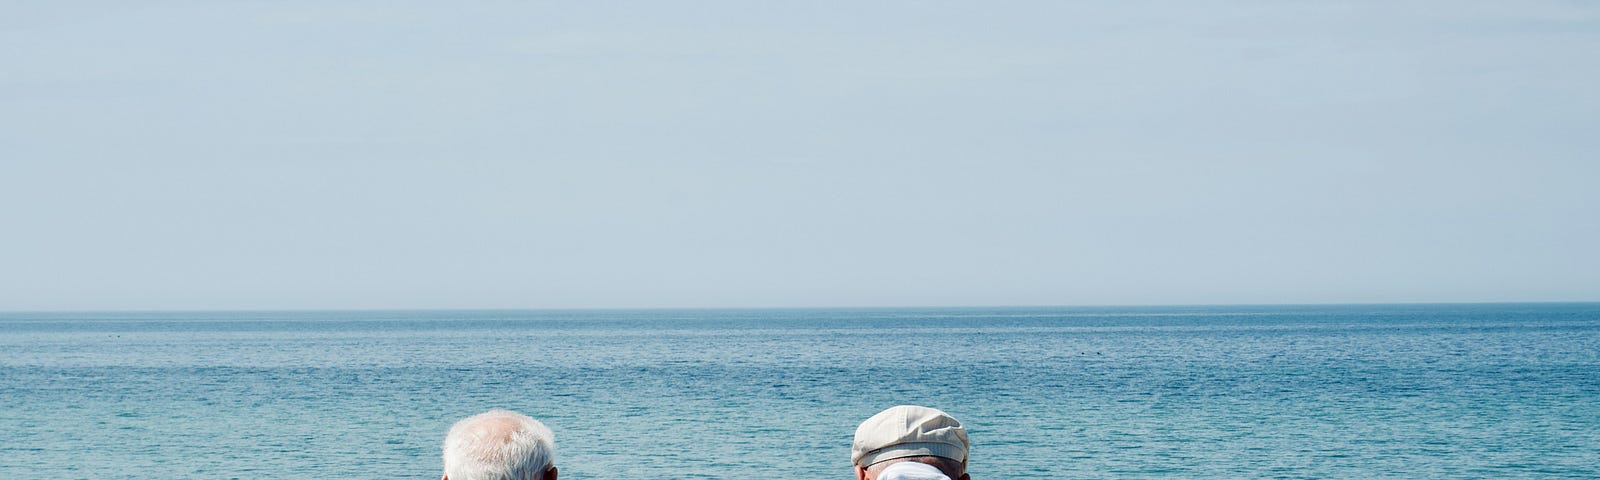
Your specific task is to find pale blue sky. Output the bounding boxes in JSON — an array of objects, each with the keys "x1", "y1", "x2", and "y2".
[{"x1": 3, "y1": 1, "x2": 1597, "y2": 310}]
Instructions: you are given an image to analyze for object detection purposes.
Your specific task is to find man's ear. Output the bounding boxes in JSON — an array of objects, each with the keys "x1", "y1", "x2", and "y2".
[
  {"x1": 854, "y1": 464, "x2": 869, "y2": 480},
  {"x1": 442, "y1": 476, "x2": 449, "y2": 480},
  {"x1": 958, "y1": 474, "x2": 970, "y2": 480},
  {"x1": 545, "y1": 466, "x2": 558, "y2": 480}
]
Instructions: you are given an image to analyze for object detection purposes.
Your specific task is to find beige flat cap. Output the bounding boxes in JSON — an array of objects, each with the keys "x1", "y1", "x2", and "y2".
[{"x1": 851, "y1": 405, "x2": 969, "y2": 467}]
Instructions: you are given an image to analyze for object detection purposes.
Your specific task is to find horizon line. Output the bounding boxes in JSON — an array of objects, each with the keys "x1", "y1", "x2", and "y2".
[{"x1": 3, "y1": 299, "x2": 1597, "y2": 314}]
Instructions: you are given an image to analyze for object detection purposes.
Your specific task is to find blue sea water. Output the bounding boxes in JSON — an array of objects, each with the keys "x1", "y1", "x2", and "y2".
[{"x1": 2, "y1": 303, "x2": 1597, "y2": 479}]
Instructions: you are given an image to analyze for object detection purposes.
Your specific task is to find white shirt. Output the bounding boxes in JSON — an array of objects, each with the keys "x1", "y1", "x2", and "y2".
[{"x1": 877, "y1": 462, "x2": 951, "y2": 480}]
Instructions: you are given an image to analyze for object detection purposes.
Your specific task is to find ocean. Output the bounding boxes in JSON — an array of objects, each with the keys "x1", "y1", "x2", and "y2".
[{"x1": 2, "y1": 304, "x2": 1597, "y2": 479}]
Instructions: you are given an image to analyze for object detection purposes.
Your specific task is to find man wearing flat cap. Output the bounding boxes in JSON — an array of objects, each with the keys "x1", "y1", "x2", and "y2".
[{"x1": 852, "y1": 405, "x2": 971, "y2": 480}]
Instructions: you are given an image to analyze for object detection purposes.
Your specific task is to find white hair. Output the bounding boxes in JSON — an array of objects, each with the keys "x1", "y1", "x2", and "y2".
[{"x1": 442, "y1": 409, "x2": 556, "y2": 480}]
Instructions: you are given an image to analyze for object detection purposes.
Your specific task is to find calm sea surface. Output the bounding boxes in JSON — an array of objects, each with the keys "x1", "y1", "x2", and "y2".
[{"x1": 2, "y1": 304, "x2": 1597, "y2": 479}]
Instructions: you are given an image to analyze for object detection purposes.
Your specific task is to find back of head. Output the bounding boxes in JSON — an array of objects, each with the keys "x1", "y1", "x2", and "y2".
[{"x1": 442, "y1": 409, "x2": 556, "y2": 480}]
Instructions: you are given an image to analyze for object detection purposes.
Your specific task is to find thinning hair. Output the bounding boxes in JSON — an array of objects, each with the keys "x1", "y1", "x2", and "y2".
[
  {"x1": 866, "y1": 456, "x2": 965, "y2": 480},
  {"x1": 442, "y1": 410, "x2": 556, "y2": 480}
]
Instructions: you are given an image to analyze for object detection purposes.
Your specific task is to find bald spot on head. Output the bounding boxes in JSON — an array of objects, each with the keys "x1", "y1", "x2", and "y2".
[{"x1": 460, "y1": 415, "x2": 524, "y2": 462}]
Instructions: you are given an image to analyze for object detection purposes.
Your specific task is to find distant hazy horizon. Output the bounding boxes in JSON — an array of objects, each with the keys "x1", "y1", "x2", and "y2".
[
  {"x1": 4, "y1": 1, "x2": 1597, "y2": 311},
  {"x1": 6, "y1": 300, "x2": 1599, "y2": 315}
]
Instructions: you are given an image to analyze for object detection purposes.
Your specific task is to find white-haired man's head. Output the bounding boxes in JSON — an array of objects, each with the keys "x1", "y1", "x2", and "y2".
[{"x1": 442, "y1": 409, "x2": 557, "y2": 480}]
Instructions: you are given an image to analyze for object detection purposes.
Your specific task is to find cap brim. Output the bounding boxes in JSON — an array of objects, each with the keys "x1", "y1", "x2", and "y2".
[{"x1": 857, "y1": 442, "x2": 966, "y2": 467}]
